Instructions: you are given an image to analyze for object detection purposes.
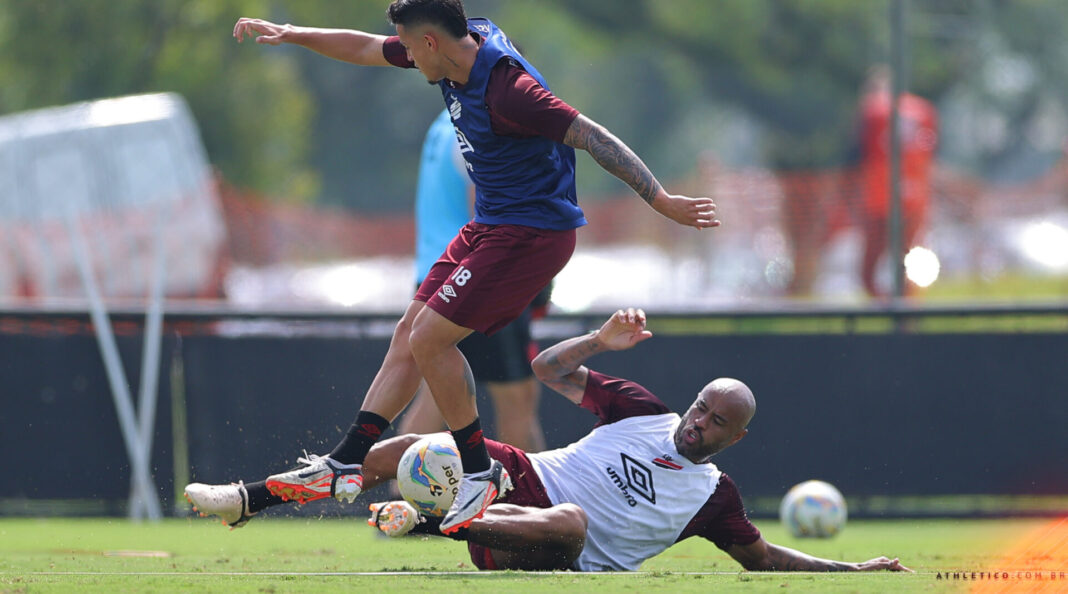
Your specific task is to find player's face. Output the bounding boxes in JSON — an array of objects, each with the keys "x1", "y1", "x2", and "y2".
[
  {"x1": 395, "y1": 24, "x2": 445, "y2": 83},
  {"x1": 674, "y1": 388, "x2": 748, "y2": 463}
]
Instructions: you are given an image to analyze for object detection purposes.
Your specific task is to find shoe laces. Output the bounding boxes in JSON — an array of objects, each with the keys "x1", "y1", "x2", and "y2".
[{"x1": 295, "y1": 450, "x2": 327, "y2": 467}]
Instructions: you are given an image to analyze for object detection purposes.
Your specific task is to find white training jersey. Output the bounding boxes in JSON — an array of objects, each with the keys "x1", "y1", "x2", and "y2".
[{"x1": 527, "y1": 413, "x2": 722, "y2": 571}]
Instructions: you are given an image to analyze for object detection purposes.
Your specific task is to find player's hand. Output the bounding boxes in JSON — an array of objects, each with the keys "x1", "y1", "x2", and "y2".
[
  {"x1": 855, "y1": 556, "x2": 913, "y2": 572},
  {"x1": 234, "y1": 18, "x2": 291, "y2": 45},
  {"x1": 651, "y1": 193, "x2": 720, "y2": 230},
  {"x1": 596, "y1": 308, "x2": 653, "y2": 351}
]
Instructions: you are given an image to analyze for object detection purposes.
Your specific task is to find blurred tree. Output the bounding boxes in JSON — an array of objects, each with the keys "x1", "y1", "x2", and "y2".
[
  {"x1": 2, "y1": 0, "x2": 1064, "y2": 212},
  {"x1": 0, "y1": 0, "x2": 318, "y2": 203}
]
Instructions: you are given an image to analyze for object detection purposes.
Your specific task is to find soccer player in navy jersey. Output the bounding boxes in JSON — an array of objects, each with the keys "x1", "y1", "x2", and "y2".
[{"x1": 202, "y1": 0, "x2": 719, "y2": 533}]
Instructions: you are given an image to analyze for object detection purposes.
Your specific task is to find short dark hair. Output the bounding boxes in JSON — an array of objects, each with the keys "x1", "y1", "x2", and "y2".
[{"x1": 387, "y1": 0, "x2": 468, "y2": 39}]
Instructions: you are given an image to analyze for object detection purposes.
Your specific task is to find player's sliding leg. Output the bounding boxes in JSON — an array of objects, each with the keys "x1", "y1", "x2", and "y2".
[
  {"x1": 465, "y1": 503, "x2": 587, "y2": 570},
  {"x1": 184, "y1": 480, "x2": 260, "y2": 529},
  {"x1": 408, "y1": 307, "x2": 512, "y2": 533},
  {"x1": 368, "y1": 502, "x2": 587, "y2": 571},
  {"x1": 264, "y1": 301, "x2": 428, "y2": 504},
  {"x1": 185, "y1": 434, "x2": 422, "y2": 529}
]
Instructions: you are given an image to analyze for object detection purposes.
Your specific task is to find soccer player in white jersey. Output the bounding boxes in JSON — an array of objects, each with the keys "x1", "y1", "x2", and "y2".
[{"x1": 187, "y1": 308, "x2": 911, "y2": 573}]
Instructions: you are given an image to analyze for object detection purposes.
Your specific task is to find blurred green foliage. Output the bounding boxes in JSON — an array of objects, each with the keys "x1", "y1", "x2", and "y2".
[{"x1": 1, "y1": 0, "x2": 1065, "y2": 209}]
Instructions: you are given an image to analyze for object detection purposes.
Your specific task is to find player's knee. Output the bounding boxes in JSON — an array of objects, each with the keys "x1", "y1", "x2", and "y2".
[
  {"x1": 407, "y1": 315, "x2": 440, "y2": 360},
  {"x1": 548, "y1": 503, "x2": 588, "y2": 547},
  {"x1": 391, "y1": 314, "x2": 416, "y2": 348}
]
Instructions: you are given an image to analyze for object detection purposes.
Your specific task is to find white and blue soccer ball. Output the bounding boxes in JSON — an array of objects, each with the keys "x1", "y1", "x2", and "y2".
[
  {"x1": 396, "y1": 433, "x2": 463, "y2": 517},
  {"x1": 779, "y1": 480, "x2": 847, "y2": 538}
]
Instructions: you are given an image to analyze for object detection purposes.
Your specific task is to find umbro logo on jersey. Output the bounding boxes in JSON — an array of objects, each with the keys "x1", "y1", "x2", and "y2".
[
  {"x1": 620, "y1": 453, "x2": 656, "y2": 505},
  {"x1": 437, "y1": 284, "x2": 457, "y2": 303},
  {"x1": 448, "y1": 96, "x2": 462, "y2": 120},
  {"x1": 605, "y1": 455, "x2": 659, "y2": 507}
]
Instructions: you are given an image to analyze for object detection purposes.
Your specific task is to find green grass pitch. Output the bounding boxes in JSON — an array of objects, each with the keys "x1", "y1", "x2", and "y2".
[{"x1": 2, "y1": 516, "x2": 1065, "y2": 592}]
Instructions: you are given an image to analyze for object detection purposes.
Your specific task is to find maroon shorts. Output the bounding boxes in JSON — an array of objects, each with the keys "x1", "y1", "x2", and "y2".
[
  {"x1": 414, "y1": 222, "x2": 576, "y2": 335},
  {"x1": 468, "y1": 438, "x2": 554, "y2": 570}
]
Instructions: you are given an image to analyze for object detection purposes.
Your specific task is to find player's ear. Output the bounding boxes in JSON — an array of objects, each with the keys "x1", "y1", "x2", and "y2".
[{"x1": 728, "y1": 428, "x2": 748, "y2": 447}]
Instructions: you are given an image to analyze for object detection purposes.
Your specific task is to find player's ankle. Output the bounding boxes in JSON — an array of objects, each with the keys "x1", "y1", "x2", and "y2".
[{"x1": 452, "y1": 418, "x2": 491, "y2": 473}]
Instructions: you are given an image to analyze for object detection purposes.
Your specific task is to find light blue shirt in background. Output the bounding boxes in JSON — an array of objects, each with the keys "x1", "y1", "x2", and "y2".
[{"x1": 414, "y1": 109, "x2": 473, "y2": 283}]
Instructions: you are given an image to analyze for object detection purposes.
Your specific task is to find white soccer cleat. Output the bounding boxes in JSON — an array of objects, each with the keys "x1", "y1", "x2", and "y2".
[
  {"x1": 184, "y1": 481, "x2": 256, "y2": 529},
  {"x1": 265, "y1": 452, "x2": 363, "y2": 504},
  {"x1": 367, "y1": 501, "x2": 422, "y2": 538},
  {"x1": 439, "y1": 459, "x2": 512, "y2": 535}
]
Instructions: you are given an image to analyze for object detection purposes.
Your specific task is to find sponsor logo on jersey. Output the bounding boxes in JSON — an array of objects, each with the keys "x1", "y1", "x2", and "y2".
[
  {"x1": 652, "y1": 457, "x2": 683, "y2": 471},
  {"x1": 448, "y1": 95, "x2": 462, "y2": 120}
]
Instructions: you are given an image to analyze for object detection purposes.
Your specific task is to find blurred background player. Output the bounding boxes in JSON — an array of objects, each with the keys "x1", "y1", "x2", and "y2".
[
  {"x1": 224, "y1": 0, "x2": 719, "y2": 534},
  {"x1": 853, "y1": 65, "x2": 939, "y2": 298},
  {"x1": 402, "y1": 107, "x2": 547, "y2": 452}
]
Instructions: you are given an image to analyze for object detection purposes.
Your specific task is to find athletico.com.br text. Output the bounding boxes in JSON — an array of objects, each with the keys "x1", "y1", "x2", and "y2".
[{"x1": 935, "y1": 570, "x2": 1066, "y2": 582}]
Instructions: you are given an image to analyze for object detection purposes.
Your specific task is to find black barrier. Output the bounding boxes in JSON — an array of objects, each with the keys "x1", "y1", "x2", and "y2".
[{"x1": 1, "y1": 309, "x2": 1066, "y2": 517}]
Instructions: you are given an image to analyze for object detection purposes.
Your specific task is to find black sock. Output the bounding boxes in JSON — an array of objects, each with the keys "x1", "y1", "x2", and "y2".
[
  {"x1": 329, "y1": 411, "x2": 390, "y2": 464},
  {"x1": 410, "y1": 515, "x2": 469, "y2": 541},
  {"x1": 244, "y1": 480, "x2": 286, "y2": 514},
  {"x1": 451, "y1": 418, "x2": 491, "y2": 474}
]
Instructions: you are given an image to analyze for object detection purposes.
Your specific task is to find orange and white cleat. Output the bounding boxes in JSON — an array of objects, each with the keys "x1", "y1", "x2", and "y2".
[
  {"x1": 368, "y1": 501, "x2": 422, "y2": 537},
  {"x1": 184, "y1": 481, "x2": 256, "y2": 529},
  {"x1": 439, "y1": 460, "x2": 511, "y2": 534},
  {"x1": 265, "y1": 452, "x2": 363, "y2": 504}
]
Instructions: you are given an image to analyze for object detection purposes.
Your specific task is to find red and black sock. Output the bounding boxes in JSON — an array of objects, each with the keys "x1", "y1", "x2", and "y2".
[
  {"x1": 329, "y1": 411, "x2": 390, "y2": 464},
  {"x1": 451, "y1": 417, "x2": 491, "y2": 474}
]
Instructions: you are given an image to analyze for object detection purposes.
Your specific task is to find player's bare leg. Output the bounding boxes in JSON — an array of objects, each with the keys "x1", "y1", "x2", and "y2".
[
  {"x1": 408, "y1": 308, "x2": 511, "y2": 532},
  {"x1": 468, "y1": 504, "x2": 587, "y2": 570},
  {"x1": 396, "y1": 382, "x2": 447, "y2": 435},
  {"x1": 359, "y1": 301, "x2": 433, "y2": 420},
  {"x1": 408, "y1": 308, "x2": 477, "y2": 430}
]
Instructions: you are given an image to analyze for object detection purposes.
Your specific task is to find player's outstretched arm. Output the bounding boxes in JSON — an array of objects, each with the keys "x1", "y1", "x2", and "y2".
[
  {"x1": 531, "y1": 308, "x2": 652, "y2": 404},
  {"x1": 563, "y1": 115, "x2": 720, "y2": 230},
  {"x1": 233, "y1": 17, "x2": 390, "y2": 66},
  {"x1": 726, "y1": 537, "x2": 913, "y2": 572}
]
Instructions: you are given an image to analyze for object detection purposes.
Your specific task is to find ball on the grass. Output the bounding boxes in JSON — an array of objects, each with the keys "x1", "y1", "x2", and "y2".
[
  {"x1": 395, "y1": 433, "x2": 463, "y2": 517},
  {"x1": 779, "y1": 479, "x2": 847, "y2": 538}
]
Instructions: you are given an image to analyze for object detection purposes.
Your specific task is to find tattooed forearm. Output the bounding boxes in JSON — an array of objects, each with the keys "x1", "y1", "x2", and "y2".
[
  {"x1": 530, "y1": 332, "x2": 603, "y2": 403},
  {"x1": 765, "y1": 544, "x2": 855, "y2": 572},
  {"x1": 564, "y1": 115, "x2": 663, "y2": 204},
  {"x1": 546, "y1": 331, "x2": 606, "y2": 373},
  {"x1": 540, "y1": 333, "x2": 603, "y2": 378}
]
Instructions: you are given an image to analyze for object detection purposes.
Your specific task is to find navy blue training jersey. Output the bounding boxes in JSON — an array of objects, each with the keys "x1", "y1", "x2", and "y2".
[{"x1": 440, "y1": 18, "x2": 586, "y2": 231}]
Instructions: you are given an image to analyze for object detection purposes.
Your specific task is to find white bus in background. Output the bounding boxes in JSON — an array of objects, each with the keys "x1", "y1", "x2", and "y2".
[{"x1": 0, "y1": 93, "x2": 227, "y2": 300}]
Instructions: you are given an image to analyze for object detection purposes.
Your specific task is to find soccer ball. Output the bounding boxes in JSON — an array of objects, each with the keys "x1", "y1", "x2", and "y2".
[
  {"x1": 779, "y1": 480, "x2": 847, "y2": 538},
  {"x1": 395, "y1": 433, "x2": 463, "y2": 517}
]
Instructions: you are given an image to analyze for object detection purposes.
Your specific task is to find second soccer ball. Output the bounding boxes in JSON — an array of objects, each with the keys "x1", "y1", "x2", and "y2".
[{"x1": 779, "y1": 479, "x2": 847, "y2": 538}]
